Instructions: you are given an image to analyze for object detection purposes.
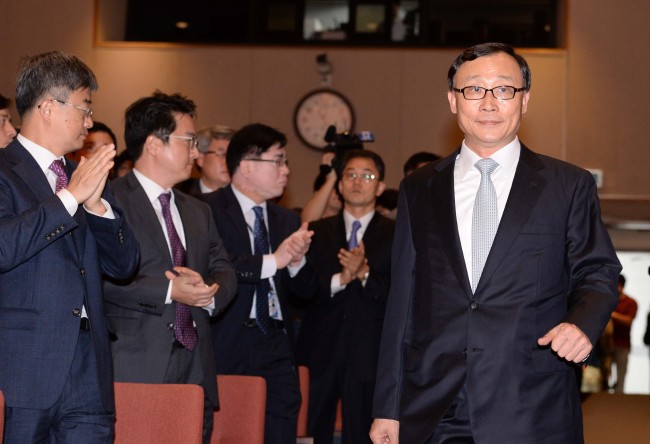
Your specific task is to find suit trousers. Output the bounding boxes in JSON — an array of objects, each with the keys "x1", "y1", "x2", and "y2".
[
  {"x1": 4, "y1": 330, "x2": 114, "y2": 443},
  {"x1": 235, "y1": 325, "x2": 301, "y2": 444},
  {"x1": 427, "y1": 383, "x2": 475, "y2": 444},
  {"x1": 163, "y1": 342, "x2": 214, "y2": 444}
]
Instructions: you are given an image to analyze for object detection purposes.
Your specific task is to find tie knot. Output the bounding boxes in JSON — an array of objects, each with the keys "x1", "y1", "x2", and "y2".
[
  {"x1": 49, "y1": 159, "x2": 68, "y2": 193},
  {"x1": 158, "y1": 192, "x2": 172, "y2": 210},
  {"x1": 475, "y1": 158, "x2": 498, "y2": 177},
  {"x1": 253, "y1": 206, "x2": 264, "y2": 219},
  {"x1": 49, "y1": 159, "x2": 66, "y2": 175}
]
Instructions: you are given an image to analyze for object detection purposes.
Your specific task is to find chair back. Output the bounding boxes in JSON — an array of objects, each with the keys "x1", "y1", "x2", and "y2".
[
  {"x1": 211, "y1": 374, "x2": 266, "y2": 444},
  {"x1": 114, "y1": 382, "x2": 204, "y2": 444},
  {"x1": 297, "y1": 366, "x2": 309, "y2": 437}
]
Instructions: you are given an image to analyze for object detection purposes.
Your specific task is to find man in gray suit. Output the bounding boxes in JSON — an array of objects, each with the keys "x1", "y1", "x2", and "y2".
[{"x1": 103, "y1": 91, "x2": 237, "y2": 443}]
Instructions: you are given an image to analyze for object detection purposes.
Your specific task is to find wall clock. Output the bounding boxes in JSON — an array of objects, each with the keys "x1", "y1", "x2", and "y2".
[{"x1": 293, "y1": 88, "x2": 355, "y2": 150}]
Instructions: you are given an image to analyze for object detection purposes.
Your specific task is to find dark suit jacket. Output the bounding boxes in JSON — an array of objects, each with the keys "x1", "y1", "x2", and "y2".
[
  {"x1": 201, "y1": 185, "x2": 318, "y2": 372},
  {"x1": 297, "y1": 212, "x2": 394, "y2": 381},
  {"x1": 372, "y1": 145, "x2": 621, "y2": 443},
  {"x1": 103, "y1": 171, "x2": 237, "y2": 406},
  {"x1": 0, "y1": 140, "x2": 139, "y2": 411},
  {"x1": 175, "y1": 177, "x2": 202, "y2": 198}
]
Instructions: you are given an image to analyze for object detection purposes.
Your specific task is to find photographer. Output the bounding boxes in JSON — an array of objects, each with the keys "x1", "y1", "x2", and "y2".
[
  {"x1": 301, "y1": 151, "x2": 342, "y2": 222},
  {"x1": 301, "y1": 125, "x2": 369, "y2": 223}
]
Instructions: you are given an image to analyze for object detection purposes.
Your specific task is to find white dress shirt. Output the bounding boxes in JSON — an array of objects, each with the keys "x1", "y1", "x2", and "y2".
[{"x1": 454, "y1": 137, "x2": 521, "y2": 282}]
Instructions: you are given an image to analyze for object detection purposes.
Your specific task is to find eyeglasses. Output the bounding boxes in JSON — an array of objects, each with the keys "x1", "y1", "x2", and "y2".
[
  {"x1": 452, "y1": 85, "x2": 526, "y2": 101},
  {"x1": 205, "y1": 150, "x2": 226, "y2": 158},
  {"x1": 342, "y1": 171, "x2": 377, "y2": 183},
  {"x1": 244, "y1": 157, "x2": 289, "y2": 167},
  {"x1": 168, "y1": 134, "x2": 199, "y2": 150},
  {"x1": 51, "y1": 98, "x2": 94, "y2": 117}
]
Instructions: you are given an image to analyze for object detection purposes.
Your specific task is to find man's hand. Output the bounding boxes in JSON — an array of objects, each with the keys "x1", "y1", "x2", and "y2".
[
  {"x1": 370, "y1": 418, "x2": 399, "y2": 444},
  {"x1": 538, "y1": 322, "x2": 592, "y2": 363},
  {"x1": 338, "y1": 241, "x2": 367, "y2": 285},
  {"x1": 67, "y1": 144, "x2": 115, "y2": 211},
  {"x1": 166, "y1": 266, "x2": 218, "y2": 307},
  {"x1": 274, "y1": 222, "x2": 314, "y2": 269}
]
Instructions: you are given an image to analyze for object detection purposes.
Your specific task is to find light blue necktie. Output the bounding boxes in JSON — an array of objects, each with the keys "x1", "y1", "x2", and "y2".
[
  {"x1": 348, "y1": 220, "x2": 361, "y2": 250},
  {"x1": 471, "y1": 158, "x2": 499, "y2": 293}
]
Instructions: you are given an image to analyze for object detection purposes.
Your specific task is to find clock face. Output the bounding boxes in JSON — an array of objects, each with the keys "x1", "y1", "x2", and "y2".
[{"x1": 293, "y1": 89, "x2": 355, "y2": 149}]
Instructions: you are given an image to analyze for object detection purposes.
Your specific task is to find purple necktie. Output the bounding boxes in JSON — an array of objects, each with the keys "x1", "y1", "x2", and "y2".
[
  {"x1": 158, "y1": 192, "x2": 197, "y2": 350},
  {"x1": 348, "y1": 220, "x2": 361, "y2": 250},
  {"x1": 252, "y1": 206, "x2": 272, "y2": 334},
  {"x1": 49, "y1": 159, "x2": 68, "y2": 193}
]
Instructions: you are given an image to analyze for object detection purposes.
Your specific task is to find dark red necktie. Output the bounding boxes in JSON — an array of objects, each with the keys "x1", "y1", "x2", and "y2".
[
  {"x1": 159, "y1": 192, "x2": 197, "y2": 350},
  {"x1": 49, "y1": 159, "x2": 68, "y2": 193}
]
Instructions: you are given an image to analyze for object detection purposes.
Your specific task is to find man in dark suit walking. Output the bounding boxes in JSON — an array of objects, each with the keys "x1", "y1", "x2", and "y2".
[
  {"x1": 201, "y1": 123, "x2": 318, "y2": 444},
  {"x1": 298, "y1": 149, "x2": 395, "y2": 444},
  {"x1": 103, "y1": 91, "x2": 237, "y2": 443},
  {"x1": 370, "y1": 42, "x2": 621, "y2": 444},
  {"x1": 0, "y1": 51, "x2": 139, "y2": 442}
]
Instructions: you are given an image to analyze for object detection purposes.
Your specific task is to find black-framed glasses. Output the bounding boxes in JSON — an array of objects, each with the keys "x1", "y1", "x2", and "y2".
[
  {"x1": 452, "y1": 85, "x2": 526, "y2": 100},
  {"x1": 168, "y1": 134, "x2": 199, "y2": 150},
  {"x1": 244, "y1": 157, "x2": 289, "y2": 167},
  {"x1": 51, "y1": 98, "x2": 94, "y2": 117},
  {"x1": 342, "y1": 171, "x2": 377, "y2": 183}
]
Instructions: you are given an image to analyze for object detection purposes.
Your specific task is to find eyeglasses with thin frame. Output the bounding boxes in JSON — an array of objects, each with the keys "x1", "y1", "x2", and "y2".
[
  {"x1": 51, "y1": 98, "x2": 94, "y2": 118},
  {"x1": 167, "y1": 134, "x2": 199, "y2": 150},
  {"x1": 205, "y1": 150, "x2": 226, "y2": 158},
  {"x1": 452, "y1": 85, "x2": 526, "y2": 101},
  {"x1": 244, "y1": 157, "x2": 289, "y2": 167},
  {"x1": 342, "y1": 171, "x2": 377, "y2": 183}
]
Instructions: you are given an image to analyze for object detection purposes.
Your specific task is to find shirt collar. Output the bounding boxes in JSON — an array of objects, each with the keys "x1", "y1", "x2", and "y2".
[
  {"x1": 231, "y1": 183, "x2": 267, "y2": 216},
  {"x1": 343, "y1": 209, "x2": 375, "y2": 233},
  {"x1": 132, "y1": 168, "x2": 173, "y2": 205},
  {"x1": 17, "y1": 133, "x2": 63, "y2": 173},
  {"x1": 456, "y1": 136, "x2": 521, "y2": 179}
]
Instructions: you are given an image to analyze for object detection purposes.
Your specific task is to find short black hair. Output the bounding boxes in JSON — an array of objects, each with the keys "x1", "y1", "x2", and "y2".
[
  {"x1": 338, "y1": 149, "x2": 385, "y2": 181},
  {"x1": 124, "y1": 91, "x2": 196, "y2": 161},
  {"x1": 447, "y1": 42, "x2": 531, "y2": 92},
  {"x1": 403, "y1": 151, "x2": 440, "y2": 176},
  {"x1": 618, "y1": 274, "x2": 626, "y2": 287},
  {"x1": 15, "y1": 51, "x2": 98, "y2": 117},
  {"x1": 88, "y1": 121, "x2": 118, "y2": 149},
  {"x1": 0, "y1": 94, "x2": 11, "y2": 110},
  {"x1": 226, "y1": 123, "x2": 287, "y2": 176}
]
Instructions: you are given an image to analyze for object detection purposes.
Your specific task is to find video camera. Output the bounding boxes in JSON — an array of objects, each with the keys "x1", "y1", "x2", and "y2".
[{"x1": 323, "y1": 125, "x2": 374, "y2": 172}]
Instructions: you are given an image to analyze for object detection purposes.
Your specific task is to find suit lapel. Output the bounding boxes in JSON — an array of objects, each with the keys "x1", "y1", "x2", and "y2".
[
  {"x1": 175, "y1": 191, "x2": 196, "y2": 268},
  {"x1": 476, "y1": 146, "x2": 546, "y2": 294},
  {"x1": 8, "y1": 142, "x2": 81, "y2": 259},
  {"x1": 431, "y1": 153, "x2": 473, "y2": 297},
  {"x1": 223, "y1": 186, "x2": 253, "y2": 254},
  {"x1": 123, "y1": 173, "x2": 173, "y2": 265}
]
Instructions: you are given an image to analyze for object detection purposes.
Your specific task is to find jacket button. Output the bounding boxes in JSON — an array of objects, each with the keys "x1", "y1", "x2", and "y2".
[
  {"x1": 72, "y1": 308, "x2": 81, "y2": 317},
  {"x1": 80, "y1": 268, "x2": 86, "y2": 276},
  {"x1": 167, "y1": 323, "x2": 174, "y2": 330},
  {"x1": 470, "y1": 300, "x2": 479, "y2": 310}
]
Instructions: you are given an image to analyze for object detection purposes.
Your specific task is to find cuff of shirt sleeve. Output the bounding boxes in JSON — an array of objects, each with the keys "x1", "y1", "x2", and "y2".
[
  {"x1": 83, "y1": 198, "x2": 116, "y2": 219},
  {"x1": 57, "y1": 189, "x2": 79, "y2": 216}
]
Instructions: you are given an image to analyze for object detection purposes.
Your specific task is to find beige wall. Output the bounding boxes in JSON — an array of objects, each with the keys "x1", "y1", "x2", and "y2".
[{"x1": 1, "y1": 0, "x2": 649, "y2": 224}]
